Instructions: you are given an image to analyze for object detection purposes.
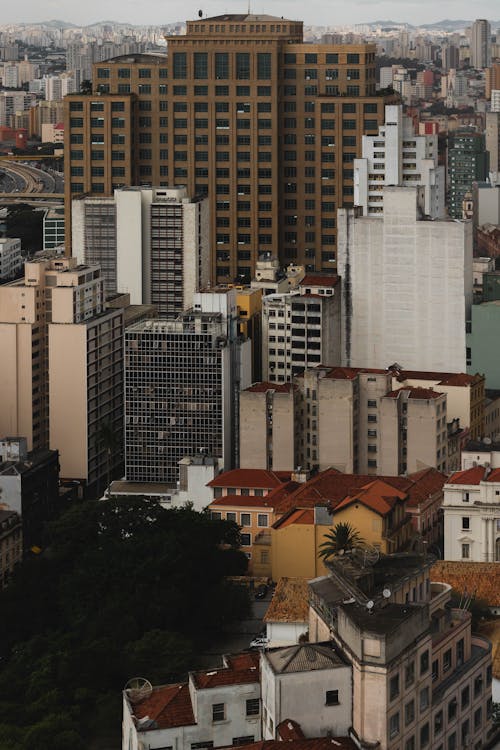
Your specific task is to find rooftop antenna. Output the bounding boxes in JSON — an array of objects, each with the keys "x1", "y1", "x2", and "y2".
[{"x1": 198, "y1": 9, "x2": 203, "y2": 18}]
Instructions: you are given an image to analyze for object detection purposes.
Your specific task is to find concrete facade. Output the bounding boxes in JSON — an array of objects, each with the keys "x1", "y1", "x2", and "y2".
[
  {"x1": 338, "y1": 187, "x2": 473, "y2": 373},
  {"x1": 0, "y1": 238, "x2": 22, "y2": 280},
  {"x1": 467, "y1": 301, "x2": 500, "y2": 390},
  {"x1": 354, "y1": 104, "x2": 445, "y2": 219}
]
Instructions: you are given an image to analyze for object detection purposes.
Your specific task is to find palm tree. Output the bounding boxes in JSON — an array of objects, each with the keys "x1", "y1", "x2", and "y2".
[{"x1": 318, "y1": 522, "x2": 365, "y2": 561}]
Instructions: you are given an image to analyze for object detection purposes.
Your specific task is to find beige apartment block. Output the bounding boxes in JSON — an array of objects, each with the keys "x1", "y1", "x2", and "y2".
[
  {"x1": 0, "y1": 257, "x2": 123, "y2": 498},
  {"x1": 239, "y1": 382, "x2": 296, "y2": 472}
]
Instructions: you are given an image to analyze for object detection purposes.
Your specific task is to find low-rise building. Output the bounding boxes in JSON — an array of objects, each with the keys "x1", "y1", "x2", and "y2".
[
  {"x1": 263, "y1": 577, "x2": 309, "y2": 647},
  {"x1": 0, "y1": 509, "x2": 22, "y2": 587}
]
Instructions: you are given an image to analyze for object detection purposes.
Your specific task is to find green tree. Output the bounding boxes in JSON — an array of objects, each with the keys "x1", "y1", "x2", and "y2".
[{"x1": 318, "y1": 522, "x2": 365, "y2": 561}]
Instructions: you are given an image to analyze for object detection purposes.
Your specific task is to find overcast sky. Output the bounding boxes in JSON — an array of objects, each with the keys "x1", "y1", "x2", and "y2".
[{"x1": 3, "y1": 0, "x2": 500, "y2": 28}]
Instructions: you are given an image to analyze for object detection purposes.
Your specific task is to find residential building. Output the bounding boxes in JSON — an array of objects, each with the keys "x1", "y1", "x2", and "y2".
[
  {"x1": 72, "y1": 186, "x2": 209, "y2": 313},
  {"x1": 485, "y1": 112, "x2": 500, "y2": 173},
  {"x1": 210, "y1": 494, "x2": 275, "y2": 573},
  {"x1": 492, "y1": 90, "x2": 500, "y2": 113},
  {"x1": 448, "y1": 130, "x2": 489, "y2": 219},
  {"x1": 354, "y1": 104, "x2": 445, "y2": 219},
  {"x1": 338, "y1": 187, "x2": 473, "y2": 372},
  {"x1": 0, "y1": 238, "x2": 22, "y2": 280},
  {"x1": 472, "y1": 176, "x2": 500, "y2": 228},
  {"x1": 41, "y1": 122, "x2": 64, "y2": 144},
  {"x1": 0, "y1": 257, "x2": 124, "y2": 498},
  {"x1": 309, "y1": 552, "x2": 493, "y2": 750},
  {"x1": 0, "y1": 436, "x2": 60, "y2": 551},
  {"x1": 250, "y1": 256, "x2": 305, "y2": 297},
  {"x1": 461, "y1": 438, "x2": 500, "y2": 469},
  {"x1": 467, "y1": 301, "x2": 500, "y2": 389},
  {"x1": 0, "y1": 91, "x2": 35, "y2": 128},
  {"x1": 240, "y1": 366, "x2": 475, "y2": 475},
  {"x1": 124, "y1": 289, "x2": 251, "y2": 487},
  {"x1": 43, "y1": 208, "x2": 65, "y2": 252},
  {"x1": 262, "y1": 274, "x2": 341, "y2": 383},
  {"x1": 65, "y1": 24, "x2": 398, "y2": 282},
  {"x1": 470, "y1": 19, "x2": 491, "y2": 69},
  {"x1": 485, "y1": 62, "x2": 500, "y2": 99},
  {"x1": 443, "y1": 465, "x2": 500, "y2": 562},
  {"x1": 0, "y1": 509, "x2": 22, "y2": 588}
]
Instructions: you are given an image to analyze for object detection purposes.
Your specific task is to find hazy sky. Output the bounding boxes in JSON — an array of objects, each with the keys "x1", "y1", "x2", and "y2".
[{"x1": 4, "y1": 0, "x2": 500, "y2": 28}]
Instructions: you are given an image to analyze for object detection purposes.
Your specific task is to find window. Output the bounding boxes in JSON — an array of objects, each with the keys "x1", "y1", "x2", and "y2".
[
  {"x1": 461, "y1": 685, "x2": 470, "y2": 709},
  {"x1": 462, "y1": 516, "x2": 470, "y2": 530},
  {"x1": 405, "y1": 700, "x2": 415, "y2": 726},
  {"x1": 241, "y1": 513, "x2": 251, "y2": 527},
  {"x1": 434, "y1": 710, "x2": 443, "y2": 733},
  {"x1": 173, "y1": 52, "x2": 187, "y2": 78},
  {"x1": 246, "y1": 699, "x2": 259, "y2": 716},
  {"x1": 232, "y1": 738, "x2": 254, "y2": 747},
  {"x1": 389, "y1": 675, "x2": 399, "y2": 701},
  {"x1": 405, "y1": 739, "x2": 415, "y2": 750},
  {"x1": 194, "y1": 52, "x2": 208, "y2": 79},
  {"x1": 325, "y1": 690, "x2": 339, "y2": 705},
  {"x1": 258, "y1": 514, "x2": 268, "y2": 527},
  {"x1": 420, "y1": 687, "x2": 429, "y2": 711},
  {"x1": 462, "y1": 543, "x2": 470, "y2": 559},
  {"x1": 420, "y1": 722, "x2": 430, "y2": 748},
  {"x1": 457, "y1": 638, "x2": 464, "y2": 667},
  {"x1": 236, "y1": 53, "x2": 250, "y2": 79},
  {"x1": 448, "y1": 732, "x2": 456, "y2": 750},
  {"x1": 420, "y1": 650, "x2": 429, "y2": 675},
  {"x1": 443, "y1": 649, "x2": 452, "y2": 673},
  {"x1": 448, "y1": 698, "x2": 457, "y2": 721},
  {"x1": 257, "y1": 53, "x2": 272, "y2": 79},
  {"x1": 474, "y1": 673, "x2": 483, "y2": 697},
  {"x1": 405, "y1": 662, "x2": 415, "y2": 688},
  {"x1": 389, "y1": 713, "x2": 400, "y2": 739}
]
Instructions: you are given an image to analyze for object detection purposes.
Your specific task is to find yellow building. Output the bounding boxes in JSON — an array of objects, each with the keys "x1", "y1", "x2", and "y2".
[
  {"x1": 236, "y1": 287, "x2": 262, "y2": 382},
  {"x1": 271, "y1": 479, "x2": 413, "y2": 580}
]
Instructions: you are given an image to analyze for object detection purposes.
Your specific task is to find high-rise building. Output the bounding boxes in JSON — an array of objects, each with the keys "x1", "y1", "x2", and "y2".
[
  {"x1": 337, "y1": 187, "x2": 473, "y2": 372},
  {"x1": 448, "y1": 129, "x2": 489, "y2": 219},
  {"x1": 485, "y1": 61, "x2": 500, "y2": 99},
  {"x1": 124, "y1": 289, "x2": 251, "y2": 487},
  {"x1": 72, "y1": 186, "x2": 209, "y2": 315},
  {"x1": 0, "y1": 257, "x2": 124, "y2": 498},
  {"x1": 485, "y1": 112, "x2": 500, "y2": 173},
  {"x1": 470, "y1": 19, "x2": 491, "y2": 69},
  {"x1": 354, "y1": 104, "x2": 445, "y2": 219},
  {"x1": 262, "y1": 273, "x2": 341, "y2": 383},
  {"x1": 64, "y1": 17, "x2": 398, "y2": 282}
]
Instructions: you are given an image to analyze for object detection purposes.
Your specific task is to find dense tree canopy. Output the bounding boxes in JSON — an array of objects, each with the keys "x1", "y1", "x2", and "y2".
[{"x1": 0, "y1": 498, "x2": 250, "y2": 749}]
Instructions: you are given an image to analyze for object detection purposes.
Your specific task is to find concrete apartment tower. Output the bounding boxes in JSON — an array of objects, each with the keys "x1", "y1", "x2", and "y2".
[
  {"x1": 0, "y1": 257, "x2": 123, "y2": 498},
  {"x1": 337, "y1": 187, "x2": 473, "y2": 372},
  {"x1": 124, "y1": 288, "x2": 251, "y2": 488},
  {"x1": 354, "y1": 104, "x2": 445, "y2": 219},
  {"x1": 470, "y1": 19, "x2": 491, "y2": 69},
  {"x1": 65, "y1": 18, "x2": 399, "y2": 282},
  {"x1": 72, "y1": 186, "x2": 209, "y2": 316}
]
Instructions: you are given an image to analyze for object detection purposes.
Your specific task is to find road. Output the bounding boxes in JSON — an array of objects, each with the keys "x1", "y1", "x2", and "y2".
[{"x1": 0, "y1": 158, "x2": 59, "y2": 196}]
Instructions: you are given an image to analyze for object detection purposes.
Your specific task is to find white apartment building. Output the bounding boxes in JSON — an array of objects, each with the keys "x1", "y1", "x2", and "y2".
[
  {"x1": 262, "y1": 274, "x2": 341, "y2": 383},
  {"x1": 0, "y1": 238, "x2": 22, "y2": 280},
  {"x1": 491, "y1": 89, "x2": 500, "y2": 113},
  {"x1": 354, "y1": 105, "x2": 445, "y2": 219},
  {"x1": 443, "y1": 464, "x2": 500, "y2": 562},
  {"x1": 337, "y1": 187, "x2": 473, "y2": 372},
  {"x1": 72, "y1": 186, "x2": 209, "y2": 315},
  {"x1": 0, "y1": 91, "x2": 35, "y2": 127}
]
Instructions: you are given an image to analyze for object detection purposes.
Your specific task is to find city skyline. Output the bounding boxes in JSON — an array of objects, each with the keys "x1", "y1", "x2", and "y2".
[{"x1": 1, "y1": 2, "x2": 500, "y2": 30}]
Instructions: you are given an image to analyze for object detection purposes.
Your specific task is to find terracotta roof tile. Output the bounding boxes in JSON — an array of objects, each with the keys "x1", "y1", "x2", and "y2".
[
  {"x1": 299, "y1": 274, "x2": 340, "y2": 288},
  {"x1": 192, "y1": 651, "x2": 260, "y2": 689},
  {"x1": 231, "y1": 737, "x2": 358, "y2": 750},
  {"x1": 385, "y1": 386, "x2": 443, "y2": 400},
  {"x1": 264, "y1": 578, "x2": 310, "y2": 624},
  {"x1": 244, "y1": 382, "x2": 294, "y2": 393},
  {"x1": 274, "y1": 508, "x2": 315, "y2": 528},
  {"x1": 210, "y1": 495, "x2": 275, "y2": 509},
  {"x1": 333, "y1": 479, "x2": 407, "y2": 516},
  {"x1": 277, "y1": 719, "x2": 305, "y2": 740},
  {"x1": 133, "y1": 682, "x2": 195, "y2": 729},
  {"x1": 447, "y1": 467, "x2": 488, "y2": 485},
  {"x1": 207, "y1": 469, "x2": 289, "y2": 490},
  {"x1": 395, "y1": 370, "x2": 480, "y2": 386}
]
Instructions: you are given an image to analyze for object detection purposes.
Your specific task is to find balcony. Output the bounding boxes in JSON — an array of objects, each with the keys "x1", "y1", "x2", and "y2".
[{"x1": 429, "y1": 581, "x2": 452, "y2": 615}]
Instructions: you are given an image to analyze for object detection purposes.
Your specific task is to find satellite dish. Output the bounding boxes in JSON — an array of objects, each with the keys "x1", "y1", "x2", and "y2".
[
  {"x1": 366, "y1": 600, "x2": 374, "y2": 611},
  {"x1": 198, "y1": 9, "x2": 203, "y2": 17},
  {"x1": 124, "y1": 677, "x2": 153, "y2": 704},
  {"x1": 383, "y1": 588, "x2": 391, "y2": 599}
]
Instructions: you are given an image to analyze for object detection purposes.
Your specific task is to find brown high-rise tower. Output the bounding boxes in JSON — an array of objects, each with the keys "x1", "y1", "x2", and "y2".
[{"x1": 65, "y1": 14, "x2": 398, "y2": 283}]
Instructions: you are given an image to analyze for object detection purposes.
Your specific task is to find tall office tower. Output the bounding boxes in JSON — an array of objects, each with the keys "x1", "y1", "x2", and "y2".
[
  {"x1": 65, "y1": 17, "x2": 398, "y2": 283},
  {"x1": 124, "y1": 289, "x2": 251, "y2": 486},
  {"x1": 354, "y1": 104, "x2": 445, "y2": 219},
  {"x1": 261, "y1": 273, "x2": 341, "y2": 383},
  {"x1": 486, "y1": 62, "x2": 500, "y2": 99},
  {"x1": 72, "y1": 186, "x2": 209, "y2": 315},
  {"x1": 0, "y1": 257, "x2": 123, "y2": 498},
  {"x1": 337, "y1": 187, "x2": 473, "y2": 373},
  {"x1": 441, "y1": 43, "x2": 459, "y2": 71},
  {"x1": 470, "y1": 19, "x2": 491, "y2": 69},
  {"x1": 486, "y1": 112, "x2": 500, "y2": 173},
  {"x1": 448, "y1": 129, "x2": 489, "y2": 219}
]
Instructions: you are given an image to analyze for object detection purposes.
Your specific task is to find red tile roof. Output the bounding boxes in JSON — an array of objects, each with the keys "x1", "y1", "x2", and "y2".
[
  {"x1": 244, "y1": 382, "x2": 294, "y2": 393},
  {"x1": 230, "y1": 739, "x2": 357, "y2": 750},
  {"x1": 385, "y1": 386, "x2": 443, "y2": 400},
  {"x1": 322, "y1": 366, "x2": 388, "y2": 380},
  {"x1": 299, "y1": 274, "x2": 340, "y2": 288},
  {"x1": 133, "y1": 682, "x2": 195, "y2": 730},
  {"x1": 191, "y1": 651, "x2": 260, "y2": 689},
  {"x1": 274, "y1": 508, "x2": 315, "y2": 528},
  {"x1": 207, "y1": 469, "x2": 289, "y2": 490},
  {"x1": 395, "y1": 370, "x2": 480, "y2": 387},
  {"x1": 333, "y1": 479, "x2": 407, "y2": 516},
  {"x1": 273, "y1": 468, "x2": 445, "y2": 515},
  {"x1": 277, "y1": 719, "x2": 305, "y2": 740},
  {"x1": 448, "y1": 466, "x2": 500, "y2": 485},
  {"x1": 210, "y1": 494, "x2": 275, "y2": 509}
]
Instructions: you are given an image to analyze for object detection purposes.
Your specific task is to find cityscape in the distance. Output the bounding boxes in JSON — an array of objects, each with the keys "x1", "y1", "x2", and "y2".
[{"x1": 0, "y1": 10, "x2": 499, "y2": 750}]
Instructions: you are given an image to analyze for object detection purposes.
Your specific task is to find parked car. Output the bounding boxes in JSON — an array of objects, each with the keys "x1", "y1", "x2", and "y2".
[
  {"x1": 254, "y1": 584, "x2": 268, "y2": 600},
  {"x1": 250, "y1": 635, "x2": 270, "y2": 649}
]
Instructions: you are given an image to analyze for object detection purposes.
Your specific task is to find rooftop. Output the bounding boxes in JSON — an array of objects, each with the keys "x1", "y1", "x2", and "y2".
[
  {"x1": 338, "y1": 601, "x2": 423, "y2": 635},
  {"x1": 191, "y1": 651, "x2": 260, "y2": 689},
  {"x1": 431, "y1": 561, "x2": 500, "y2": 607},
  {"x1": 447, "y1": 466, "x2": 500, "y2": 485},
  {"x1": 299, "y1": 274, "x2": 340, "y2": 289},
  {"x1": 333, "y1": 479, "x2": 407, "y2": 516},
  {"x1": 131, "y1": 682, "x2": 195, "y2": 730},
  {"x1": 463, "y1": 438, "x2": 500, "y2": 452},
  {"x1": 264, "y1": 643, "x2": 346, "y2": 675},
  {"x1": 264, "y1": 577, "x2": 309, "y2": 624},
  {"x1": 394, "y1": 370, "x2": 481, "y2": 387},
  {"x1": 385, "y1": 386, "x2": 443, "y2": 400},
  {"x1": 210, "y1": 494, "x2": 276, "y2": 509},
  {"x1": 231, "y1": 739, "x2": 357, "y2": 750},
  {"x1": 207, "y1": 469, "x2": 290, "y2": 490},
  {"x1": 244, "y1": 382, "x2": 294, "y2": 393}
]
